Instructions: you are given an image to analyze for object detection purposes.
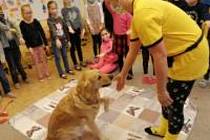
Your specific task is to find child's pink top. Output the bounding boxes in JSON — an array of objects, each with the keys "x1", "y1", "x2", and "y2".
[
  {"x1": 105, "y1": 0, "x2": 132, "y2": 35},
  {"x1": 101, "y1": 39, "x2": 113, "y2": 54}
]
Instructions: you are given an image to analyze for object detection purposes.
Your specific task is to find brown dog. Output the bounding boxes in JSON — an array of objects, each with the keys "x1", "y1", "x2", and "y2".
[{"x1": 46, "y1": 70, "x2": 113, "y2": 140}]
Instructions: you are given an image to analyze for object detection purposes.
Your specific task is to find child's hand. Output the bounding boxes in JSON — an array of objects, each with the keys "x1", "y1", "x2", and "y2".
[
  {"x1": 45, "y1": 46, "x2": 50, "y2": 55},
  {"x1": 56, "y1": 39, "x2": 62, "y2": 49},
  {"x1": 29, "y1": 48, "x2": 34, "y2": 54},
  {"x1": 19, "y1": 37, "x2": 25, "y2": 45},
  {"x1": 98, "y1": 53, "x2": 105, "y2": 57},
  {"x1": 68, "y1": 26, "x2": 75, "y2": 34},
  {"x1": 89, "y1": 25, "x2": 94, "y2": 33},
  {"x1": 81, "y1": 29, "x2": 85, "y2": 39},
  {"x1": 99, "y1": 24, "x2": 104, "y2": 31},
  {"x1": 126, "y1": 29, "x2": 131, "y2": 35},
  {"x1": 68, "y1": 41, "x2": 71, "y2": 47}
]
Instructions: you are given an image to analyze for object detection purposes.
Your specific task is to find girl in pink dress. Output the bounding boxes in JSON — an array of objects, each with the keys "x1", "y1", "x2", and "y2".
[
  {"x1": 89, "y1": 29, "x2": 118, "y2": 74},
  {"x1": 105, "y1": 0, "x2": 133, "y2": 80}
]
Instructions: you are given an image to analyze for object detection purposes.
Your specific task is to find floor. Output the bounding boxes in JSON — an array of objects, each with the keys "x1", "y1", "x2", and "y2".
[{"x1": 0, "y1": 42, "x2": 210, "y2": 140}]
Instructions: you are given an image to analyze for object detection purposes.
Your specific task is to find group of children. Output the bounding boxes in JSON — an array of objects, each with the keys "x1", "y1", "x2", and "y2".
[{"x1": 0, "y1": 0, "x2": 134, "y2": 98}]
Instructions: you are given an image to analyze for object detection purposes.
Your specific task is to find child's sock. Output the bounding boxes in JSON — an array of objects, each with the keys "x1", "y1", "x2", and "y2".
[
  {"x1": 145, "y1": 116, "x2": 168, "y2": 137},
  {"x1": 163, "y1": 131, "x2": 178, "y2": 140}
]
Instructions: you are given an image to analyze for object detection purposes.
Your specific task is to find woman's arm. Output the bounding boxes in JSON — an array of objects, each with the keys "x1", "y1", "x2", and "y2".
[{"x1": 120, "y1": 40, "x2": 141, "y2": 76}]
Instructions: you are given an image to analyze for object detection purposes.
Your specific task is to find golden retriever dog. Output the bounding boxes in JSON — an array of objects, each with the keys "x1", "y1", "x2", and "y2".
[{"x1": 46, "y1": 70, "x2": 113, "y2": 140}]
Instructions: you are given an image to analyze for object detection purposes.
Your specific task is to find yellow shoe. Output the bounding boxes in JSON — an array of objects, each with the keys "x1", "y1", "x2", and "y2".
[
  {"x1": 145, "y1": 116, "x2": 168, "y2": 137},
  {"x1": 163, "y1": 131, "x2": 178, "y2": 140}
]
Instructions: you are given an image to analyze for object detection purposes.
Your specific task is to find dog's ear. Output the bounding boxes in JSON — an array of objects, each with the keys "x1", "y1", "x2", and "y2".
[{"x1": 77, "y1": 72, "x2": 91, "y2": 92}]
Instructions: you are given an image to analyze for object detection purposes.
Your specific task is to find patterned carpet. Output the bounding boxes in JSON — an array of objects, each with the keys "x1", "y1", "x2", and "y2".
[{"x1": 9, "y1": 79, "x2": 197, "y2": 140}]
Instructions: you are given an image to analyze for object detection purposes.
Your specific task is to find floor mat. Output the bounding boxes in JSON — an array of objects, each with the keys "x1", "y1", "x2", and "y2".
[{"x1": 9, "y1": 80, "x2": 197, "y2": 140}]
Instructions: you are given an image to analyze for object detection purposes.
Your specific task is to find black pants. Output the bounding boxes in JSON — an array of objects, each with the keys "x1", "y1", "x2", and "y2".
[
  {"x1": 4, "y1": 40, "x2": 27, "y2": 84},
  {"x1": 69, "y1": 29, "x2": 84, "y2": 65},
  {"x1": 142, "y1": 48, "x2": 154, "y2": 75},
  {"x1": 204, "y1": 35, "x2": 210, "y2": 80},
  {"x1": 92, "y1": 34, "x2": 101, "y2": 57},
  {"x1": 162, "y1": 78, "x2": 195, "y2": 134},
  {"x1": 114, "y1": 34, "x2": 133, "y2": 75}
]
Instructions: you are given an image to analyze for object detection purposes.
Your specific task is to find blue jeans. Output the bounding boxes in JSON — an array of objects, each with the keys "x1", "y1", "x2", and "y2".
[
  {"x1": 0, "y1": 64, "x2": 11, "y2": 94},
  {"x1": 52, "y1": 43, "x2": 70, "y2": 76}
]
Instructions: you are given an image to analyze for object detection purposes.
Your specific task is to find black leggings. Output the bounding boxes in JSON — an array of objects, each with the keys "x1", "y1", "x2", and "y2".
[
  {"x1": 114, "y1": 34, "x2": 133, "y2": 75},
  {"x1": 69, "y1": 29, "x2": 84, "y2": 65},
  {"x1": 92, "y1": 34, "x2": 101, "y2": 57},
  {"x1": 205, "y1": 31, "x2": 210, "y2": 80},
  {"x1": 142, "y1": 48, "x2": 154, "y2": 75},
  {"x1": 4, "y1": 40, "x2": 27, "y2": 84},
  {"x1": 204, "y1": 43, "x2": 210, "y2": 80},
  {"x1": 162, "y1": 79, "x2": 195, "y2": 134}
]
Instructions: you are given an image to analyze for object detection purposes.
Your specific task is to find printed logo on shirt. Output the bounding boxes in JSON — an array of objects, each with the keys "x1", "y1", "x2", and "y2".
[
  {"x1": 187, "y1": 11, "x2": 199, "y2": 22},
  {"x1": 55, "y1": 23, "x2": 64, "y2": 37},
  {"x1": 68, "y1": 10, "x2": 78, "y2": 22}
]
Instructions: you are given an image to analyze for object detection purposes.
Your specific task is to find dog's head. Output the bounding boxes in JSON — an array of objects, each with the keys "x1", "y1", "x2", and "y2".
[
  {"x1": 77, "y1": 70, "x2": 113, "y2": 91},
  {"x1": 76, "y1": 70, "x2": 113, "y2": 102}
]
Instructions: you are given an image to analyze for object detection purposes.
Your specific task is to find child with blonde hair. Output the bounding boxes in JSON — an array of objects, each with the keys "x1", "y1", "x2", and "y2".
[{"x1": 20, "y1": 4, "x2": 50, "y2": 81}]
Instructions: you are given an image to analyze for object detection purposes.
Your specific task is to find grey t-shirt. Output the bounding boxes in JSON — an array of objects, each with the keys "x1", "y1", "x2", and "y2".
[{"x1": 61, "y1": 6, "x2": 82, "y2": 30}]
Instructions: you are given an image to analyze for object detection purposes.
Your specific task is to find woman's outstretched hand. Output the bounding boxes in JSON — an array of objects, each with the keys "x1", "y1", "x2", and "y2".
[{"x1": 114, "y1": 73, "x2": 126, "y2": 91}]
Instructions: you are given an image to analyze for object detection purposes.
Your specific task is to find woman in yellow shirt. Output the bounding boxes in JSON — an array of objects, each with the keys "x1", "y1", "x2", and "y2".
[{"x1": 111, "y1": 0, "x2": 209, "y2": 140}]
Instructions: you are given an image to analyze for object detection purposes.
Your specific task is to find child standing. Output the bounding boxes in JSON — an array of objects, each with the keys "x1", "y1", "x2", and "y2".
[
  {"x1": 0, "y1": 7, "x2": 28, "y2": 88},
  {"x1": 105, "y1": 0, "x2": 133, "y2": 80},
  {"x1": 102, "y1": 0, "x2": 113, "y2": 34},
  {"x1": 19, "y1": 4, "x2": 50, "y2": 81},
  {"x1": 47, "y1": 1, "x2": 74, "y2": 79},
  {"x1": 0, "y1": 42, "x2": 15, "y2": 98},
  {"x1": 86, "y1": 0, "x2": 104, "y2": 57},
  {"x1": 62, "y1": 0, "x2": 86, "y2": 71}
]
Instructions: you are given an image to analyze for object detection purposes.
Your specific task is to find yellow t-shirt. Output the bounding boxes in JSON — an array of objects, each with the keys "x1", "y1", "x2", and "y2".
[{"x1": 131, "y1": 0, "x2": 209, "y2": 81}]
